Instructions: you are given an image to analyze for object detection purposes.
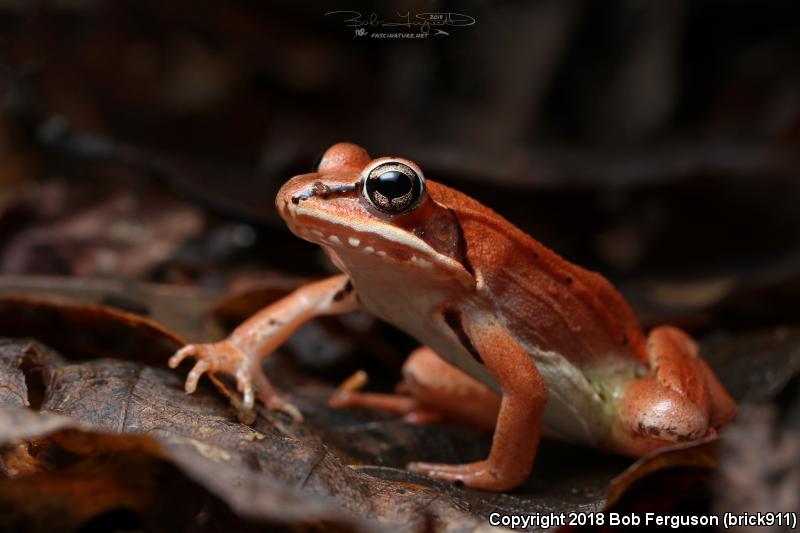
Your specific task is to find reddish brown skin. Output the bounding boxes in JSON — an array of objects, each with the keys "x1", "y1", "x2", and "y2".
[
  {"x1": 170, "y1": 142, "x2": 737, "y2": 491},
  {"x1": 291, "y1": 144, "x2": 735, "y2": 477},
  {"x1": 318, "y1": 143, "x2": 371, "y2": 171},
  {"x1": 425, "y1": 179, "x2": 648, "y2": 364},
  {"x1": 331, "y1": 347, "x2": 501, "y2": 432}
]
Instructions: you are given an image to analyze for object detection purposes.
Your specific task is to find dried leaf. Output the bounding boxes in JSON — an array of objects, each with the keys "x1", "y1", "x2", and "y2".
[
  {"x1": 1, "y1": 185, "x2": 204, "y2": 278},
  {"x1": 211, "y1": 276, "x2": 303, "y2": 326},
  {"x1": 714, "y1": 404, "x2": 800, "y2": 520},
  {"x1": 0, "y1": 294, "x2": 185, "y2": 366},
  {"x1": 606, "y1": 437, "x2": 719, "y2": 509},
  {"x1": 0, "y1": 275, "x2": 224, "y2": 342},
  {"x1": 0, "y1": 289, "x2": 617, "y2": 531},
  {"x1": 0, "y1": 282, "x2": 797, "y2": 532}
]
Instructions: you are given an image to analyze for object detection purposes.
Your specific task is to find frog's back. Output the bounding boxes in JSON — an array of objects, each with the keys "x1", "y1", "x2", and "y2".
[{"x1": 426, "y1": 180, "x2": 647, "y2": 366}]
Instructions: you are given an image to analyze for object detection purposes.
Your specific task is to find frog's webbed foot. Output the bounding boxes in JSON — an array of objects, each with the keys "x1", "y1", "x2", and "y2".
[{"x1": 169, "y1": 341, "x2": 302, "y2": 424}]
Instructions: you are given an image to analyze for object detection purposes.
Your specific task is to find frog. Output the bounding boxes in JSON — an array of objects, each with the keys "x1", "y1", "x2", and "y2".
[{"x1": 169, "y1": 142, "x2": 736, "y2": 491}]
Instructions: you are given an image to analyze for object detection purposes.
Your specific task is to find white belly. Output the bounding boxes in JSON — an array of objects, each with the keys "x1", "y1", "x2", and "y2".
[
  {"x1": 328, "y1": 246, "x2": 614, "y2": 446},
  {"x1": 522, "y1": 346, "x2": 612, "y2": 445}
]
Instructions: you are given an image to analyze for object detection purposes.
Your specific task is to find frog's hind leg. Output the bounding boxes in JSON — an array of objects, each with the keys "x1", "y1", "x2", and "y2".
[
  {"x1": 614, "y1": 326, "x2": 736, "y2": 455},
  {"x1": 329, "y1": 346, "x2": 500, "y2": 431},
  {"x1": 329, "y1": 387, "x2": 445, "y2": 425}
]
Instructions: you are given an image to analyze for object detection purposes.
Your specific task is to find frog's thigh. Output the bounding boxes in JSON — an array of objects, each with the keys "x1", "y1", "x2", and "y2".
[
  {"x1": 617, "y1": 326, "x2": 736, "y2": 454},
  {"x1": 329, "y1": 347, "x2": 499, "y2": 431},
  {"x1": 401, "y1": 346, "x2": 500, "y2": 431}
]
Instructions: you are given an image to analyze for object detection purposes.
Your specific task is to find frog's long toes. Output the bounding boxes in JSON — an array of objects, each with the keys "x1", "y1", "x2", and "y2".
[
  {"x1": 328, "y1": 390, "x2": 353, "y2": 408},
  {"x1": 408, "y1": 460, "x2": 486, "y2": 479},
  {"x1": 185, "y1": 360, "x2": 211, "y2": 393},
  {"x1": 407, "y1": 461, "x2": 459, "y2": 476},
  {"x1": 169, "y1": 345, "x2": 196, "y2": 368},
  {"x1": 407, "y1": 460, "x2": 512, "y2": 490},
  {"x1": 267, "y1": 396, "x2": 304, "y2": 424},
  {"x1": 242, "y1": 387, "x2": 255, "y2": 411}
]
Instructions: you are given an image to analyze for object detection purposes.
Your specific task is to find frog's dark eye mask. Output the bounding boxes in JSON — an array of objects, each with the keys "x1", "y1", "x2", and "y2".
[{"x1": 361, "y1": 161, "x2": 425, "y2": 214}]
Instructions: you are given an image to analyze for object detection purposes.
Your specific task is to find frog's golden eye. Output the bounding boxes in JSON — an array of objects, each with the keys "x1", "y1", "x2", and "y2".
[{"x1": 363, "y1": 162, "x2": 424, "y2": 214}]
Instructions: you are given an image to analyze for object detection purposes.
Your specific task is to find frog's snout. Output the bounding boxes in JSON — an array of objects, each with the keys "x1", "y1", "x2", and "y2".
[{"x1": 276, "y1": 175, "x2": 306, "y2": 217}]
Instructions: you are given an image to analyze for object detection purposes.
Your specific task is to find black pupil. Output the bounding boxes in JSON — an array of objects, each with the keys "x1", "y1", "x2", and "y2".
[
  {"x1": 364, "y1": 164, "x2": 422, "y2": 213},
  {"x1": 375, "y1": 170, "x2": 412, "y2": 199}
]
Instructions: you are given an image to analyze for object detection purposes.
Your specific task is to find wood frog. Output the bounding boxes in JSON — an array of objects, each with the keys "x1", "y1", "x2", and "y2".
[{"x1": 169, "y1": 143, "x2": 736, "y2": 491}]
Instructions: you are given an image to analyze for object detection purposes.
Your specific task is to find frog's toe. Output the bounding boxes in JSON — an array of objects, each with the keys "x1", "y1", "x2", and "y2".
[
  {"x1": 185, "y1": 359, "x2": 211, "y2": 393},
  {"x1": 327, "y1": 390, "x2": 352, "y2": 408},
  {"x1": 328, "y1": 390, "x2": 418, "y2": 413},
  {"x1": 234, "y1": 367, "x2": 256, "y2": 410},
  {"x1": 407, "y1": 460, "x2": 517, "y2": 491},
  {"x1": 250, "y1": 368, "x2": 304, "y2": 423},
  {"x1": 401, "y1": 410, "x2": 445, "y2": 425},
  {"x1": 169, "y1": 344, "x2": 196, "y2": 368},
  {"x1": 266, "y1": 394, "x2": 304, "y2": 423}
]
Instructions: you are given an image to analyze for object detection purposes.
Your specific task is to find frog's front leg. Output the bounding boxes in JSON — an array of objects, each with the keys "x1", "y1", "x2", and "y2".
[
  {"x1": 169, "y1": 275, "x2": 359, "y2": 422},
  {"x1": 614, "y1": 326, "x2": 736, "y2": 455},
  {"x1": 408, "y1": 318, "x2": 547, "y2": 491}
]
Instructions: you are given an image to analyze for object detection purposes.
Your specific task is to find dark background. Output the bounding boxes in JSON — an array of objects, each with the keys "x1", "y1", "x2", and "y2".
[
  {"x1": 1, "y1": 0, "x2": 799, "y2": 342},
  {"x1": 0, "y1": 2, "x2": 799, "y2": 530}
]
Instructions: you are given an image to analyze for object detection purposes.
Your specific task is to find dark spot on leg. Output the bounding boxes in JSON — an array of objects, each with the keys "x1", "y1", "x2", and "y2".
[
  {"x1": 565, "y1": 275, "x2": 573, "y2": 285},
  {"x1": 443, "y1": 309, "x2": 483, "y2": 364}
]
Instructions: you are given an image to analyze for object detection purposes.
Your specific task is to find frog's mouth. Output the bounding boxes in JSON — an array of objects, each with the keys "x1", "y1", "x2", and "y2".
[
  {"x1": 288, "y1": 205, "x2": 472, "y2": 282},
  {"x1": 277, "y1": 194, "x2": 469, "y2": 288}
]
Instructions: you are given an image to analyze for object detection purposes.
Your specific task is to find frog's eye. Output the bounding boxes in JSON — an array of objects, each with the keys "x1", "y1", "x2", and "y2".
[{"x1": 363, "y1": 162, "x2": 424, "y2": 214}]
